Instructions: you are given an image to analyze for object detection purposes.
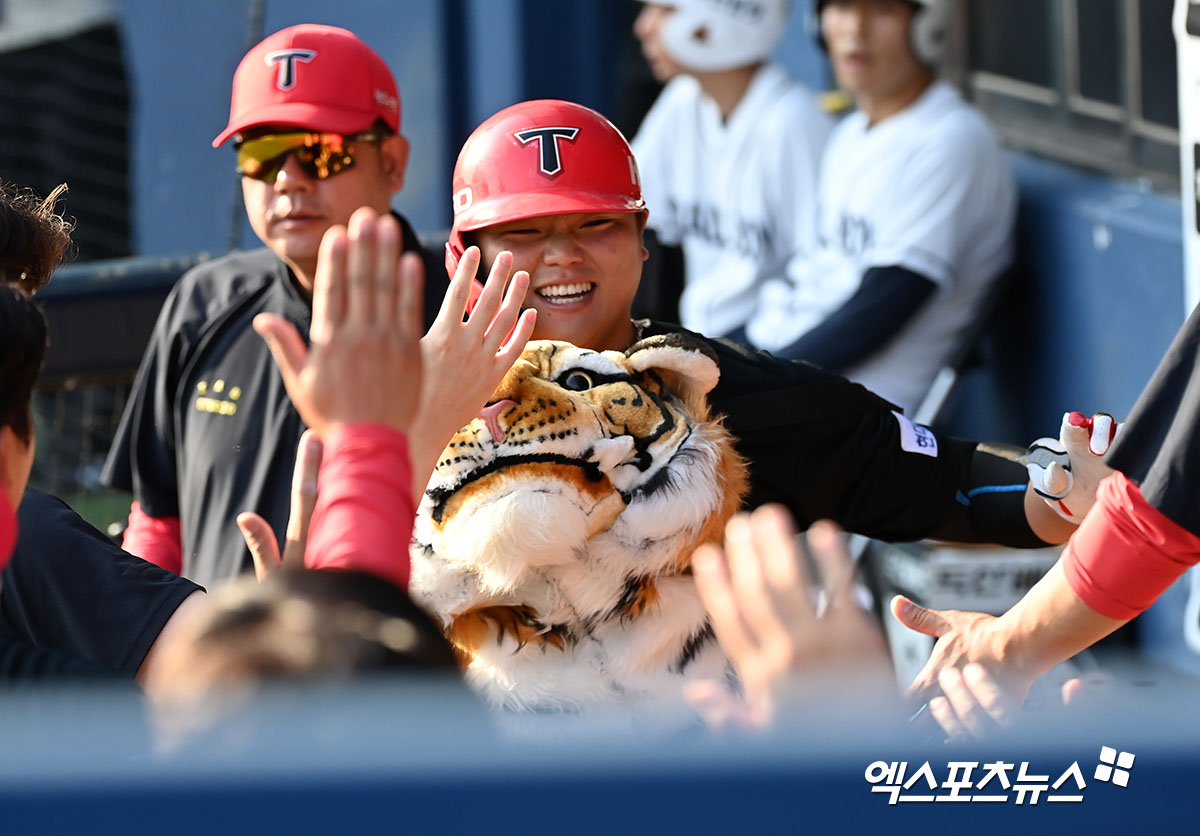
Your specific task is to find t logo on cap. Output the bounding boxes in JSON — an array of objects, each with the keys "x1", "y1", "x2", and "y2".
[
  {"x1": 264, "y1": 48, "x2": 317, "y2": 90},
  {"x1": 212, "y1": 24, "x2": 403, "y2": 148}
]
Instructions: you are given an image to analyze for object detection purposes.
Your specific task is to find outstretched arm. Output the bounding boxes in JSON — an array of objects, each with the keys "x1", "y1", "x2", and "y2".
[
  {"x1": 252, "y1": 208, "x2": 425, "y2": 589},
  {"x1": 893, "y1": 559, "x2": 1127, "y2": 706},
  {"x1": 894, "y1": 467, "x2": 1199, "y2": 705}
]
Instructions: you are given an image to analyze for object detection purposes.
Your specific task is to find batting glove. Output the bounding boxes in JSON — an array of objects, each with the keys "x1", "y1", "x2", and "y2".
[{"x1": 1026, "y1": 412, "x2": 1122, "y2": 522}]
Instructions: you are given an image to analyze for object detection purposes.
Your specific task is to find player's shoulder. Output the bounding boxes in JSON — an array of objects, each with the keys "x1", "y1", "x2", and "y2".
[
  {"x1": 912, "y1": 83, "x2": 1001, "y2": 150},
  {"x1": 659, "y1": 73, "x2": 703, "y2": 106},
  {"x1": 175, "y1": 247, "x2": 278, "y2": 297},
  {"x1": 639, "y1": 75, "x2": 703, "y2": 128},
  {"x1": 879, "y1": 85, "x2": 1004, "y2": 179},
  {"x1": 165, "y1": 247, "x2": 280, "y2": 327},
  {"x1": 637, "y1": 319, "x2": 877, "y2": 396}
]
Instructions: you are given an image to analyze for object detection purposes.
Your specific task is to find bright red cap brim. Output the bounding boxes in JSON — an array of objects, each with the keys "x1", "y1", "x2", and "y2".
[{"x1": 212, "y1": 102, "x2": 382, "y2": 147}]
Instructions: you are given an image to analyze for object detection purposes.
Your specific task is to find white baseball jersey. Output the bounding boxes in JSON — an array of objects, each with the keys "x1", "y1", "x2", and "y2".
[
  {"x1": 632, "y1": 63, "x2": 833, "y2": 337},
  {"x1": 746, "y1": 81, "x2": 1017, "y2": 415}
]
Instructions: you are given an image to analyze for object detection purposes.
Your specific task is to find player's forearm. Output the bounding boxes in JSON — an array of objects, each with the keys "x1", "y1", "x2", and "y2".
[
  {"x1": 993, "y1": 560, "x2": 1128, "y2": 678},
  {"x1": 1023, "y1": 484, "x2": 1079, "y2": 545},
  {"x1": 306, "y1": 424, "x2": 415, "y2": 590},
  {"x1": 405, "y1": 411, "x2": 447, "y2": 506}
]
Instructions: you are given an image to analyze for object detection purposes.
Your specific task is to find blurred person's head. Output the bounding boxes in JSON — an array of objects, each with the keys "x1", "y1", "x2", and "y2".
[
  {"x1": 146, "y1": 568, "x2": 460, "y2": 745},
  {"x1": 633, "y1": 0, "x2": 790, "y2": 83},
  {"x1": 818, "y1": 0, "x2": 949, "y2": 120},
  {"x1": 213, "y1": 24, "x2": 410, "y2": 291},
  {"x1": 447, "y1": 100, "x2": 648, "y2": 352},
  {"x1": 0, "y1": 285, "x2": 47, "y2": 516},
  {"x1": 0, "y1": 182, "x2": 73, "y2": 294}
]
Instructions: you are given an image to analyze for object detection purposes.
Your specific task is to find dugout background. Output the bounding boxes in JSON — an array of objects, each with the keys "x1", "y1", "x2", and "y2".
[{"x1": 9, "y1": 0, "x2": 1200, "y2": 685}]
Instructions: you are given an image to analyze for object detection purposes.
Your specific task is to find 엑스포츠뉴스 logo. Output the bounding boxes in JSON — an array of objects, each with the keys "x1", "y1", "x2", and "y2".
[{"x1": 864, "y1": 747, "x2": 1136, "y2": 805}]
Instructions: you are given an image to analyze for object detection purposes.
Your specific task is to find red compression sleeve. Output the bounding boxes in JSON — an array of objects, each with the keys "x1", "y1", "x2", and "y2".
[
  {"x1": 122, "y1": 502, "x2": 183, "y2": 576},
  {"x1": 1063, "y1": 471, "x2": 1200, "y2": 620},
  {"x1": 0, "y1": 491, "x2": 16, "y2": 573},
  {"x1": 306, "y1": 424, "x2": 415, "y2": 591}
]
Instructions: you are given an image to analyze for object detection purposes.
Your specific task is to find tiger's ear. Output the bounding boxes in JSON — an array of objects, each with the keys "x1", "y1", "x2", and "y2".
[{"x1": 625, "y1": 333, "x2": 720, "y2": 399}]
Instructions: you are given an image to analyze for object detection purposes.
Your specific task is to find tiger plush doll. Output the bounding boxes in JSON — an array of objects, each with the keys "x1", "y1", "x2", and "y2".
[{"x1": 409, "y1": 332, "x2": 748, "y2": 736}]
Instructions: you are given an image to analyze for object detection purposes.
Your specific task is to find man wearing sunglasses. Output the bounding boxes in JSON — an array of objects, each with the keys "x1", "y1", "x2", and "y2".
[{"x1": 103, "y1": 24, "x2": 438, "y2": 588}]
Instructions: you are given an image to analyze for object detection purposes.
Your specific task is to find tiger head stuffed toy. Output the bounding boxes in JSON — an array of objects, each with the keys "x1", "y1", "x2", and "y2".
[{"x1": 408, "y1": 332, "x2": 748, "y2": 736}]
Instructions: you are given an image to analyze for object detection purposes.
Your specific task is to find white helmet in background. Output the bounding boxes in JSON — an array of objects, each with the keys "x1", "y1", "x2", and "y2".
[
  {"x1": 647, "y1": 0, "x2": 792, "y2": 73},
  {"x1": 815, "y1": 0, "x2": 953, "y2": 66},
  {"x1": 907, "y1": 0, "x2": 953, "y2": 65}
]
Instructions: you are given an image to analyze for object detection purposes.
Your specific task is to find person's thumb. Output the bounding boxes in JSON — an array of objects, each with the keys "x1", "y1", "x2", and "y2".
[
  {"x1": 891, "y1": 595, "x2": 951, "y2": 638},
  {"x1": 253, "y1": 313, "x2": 308, "y2": 393}
]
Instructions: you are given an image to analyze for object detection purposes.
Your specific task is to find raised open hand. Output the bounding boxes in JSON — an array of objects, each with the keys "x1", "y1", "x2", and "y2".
[{"x1": 252, "y1": 207, "x2": 425, "y2": 438}]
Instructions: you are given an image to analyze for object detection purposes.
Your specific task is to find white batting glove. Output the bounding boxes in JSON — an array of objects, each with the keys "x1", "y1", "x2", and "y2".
[{"x1": 1026, "y1": 412, "x2": 1122, "y2": 522}]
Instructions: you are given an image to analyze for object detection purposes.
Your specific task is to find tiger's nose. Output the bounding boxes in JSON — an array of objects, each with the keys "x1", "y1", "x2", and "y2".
[{"x1": 478, "y1": 399, "x2": 517, "y2": 443}]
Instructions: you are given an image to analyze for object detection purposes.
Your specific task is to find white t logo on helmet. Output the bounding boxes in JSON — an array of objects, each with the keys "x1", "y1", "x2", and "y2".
[{"x1": 514, "y1": 127, "x2": 580, "y2": 176}]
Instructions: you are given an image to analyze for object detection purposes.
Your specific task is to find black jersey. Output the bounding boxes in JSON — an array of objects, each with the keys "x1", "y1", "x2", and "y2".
[
  {"x1": 103, "y1": 213, "x2": 438, "y2": 589},
  {"x1": 639, "y1": 320, "x2": 1039, "y2": 546},
  {"x1": 0, "y1": 627, "x2": 122, "y2": 681},
  {"x1": 1, "y1": 490, "x2": 201, "y2": 678},
  {"x1": 1106, "y1": 304, "x2": 1200, "y2": 537}
]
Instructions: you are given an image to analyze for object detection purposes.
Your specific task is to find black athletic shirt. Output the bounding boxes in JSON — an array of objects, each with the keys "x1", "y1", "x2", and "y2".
[
  {"x1": 103, "y1": 213, "x2": 438, "y2": 589},
  {"x1": 1, "y1": 489, "x2": 201, "y2": 678},
  {"x1": 638, "y1": 320, "x2": 1040, "y2": 546},
  {"x1": 1106, "y1": 304, "x2": 1200, "y2": 537}
]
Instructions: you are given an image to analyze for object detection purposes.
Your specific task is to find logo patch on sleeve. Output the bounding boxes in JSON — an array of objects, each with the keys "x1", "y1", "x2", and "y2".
[{"x1": 892, "y1": 411, "x2": 938, "y2": 458}]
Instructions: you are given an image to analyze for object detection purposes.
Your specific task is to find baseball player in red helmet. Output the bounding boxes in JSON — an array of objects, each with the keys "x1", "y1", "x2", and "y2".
[{"x1": 442, "y1": 98, "x2": 1095, "y2": 554}]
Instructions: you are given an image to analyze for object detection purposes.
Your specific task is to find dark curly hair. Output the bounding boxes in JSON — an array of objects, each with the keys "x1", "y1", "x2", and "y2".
[
  {"x1": 0, "y1": 284, "x2": 48, "y2": 443},
  {"x1": 0, "y1": 182, "x2": 74, "y2": 293}
]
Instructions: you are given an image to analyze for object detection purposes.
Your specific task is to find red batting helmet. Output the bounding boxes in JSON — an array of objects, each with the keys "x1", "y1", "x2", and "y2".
[{"x1": 445, "y1": 99, "x2": 646, "y2": 277}]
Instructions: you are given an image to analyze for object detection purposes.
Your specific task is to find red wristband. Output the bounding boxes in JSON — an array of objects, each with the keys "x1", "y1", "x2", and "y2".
[{"x1": 1063, "y1": 471, "x2": 1200, "y2": 619}]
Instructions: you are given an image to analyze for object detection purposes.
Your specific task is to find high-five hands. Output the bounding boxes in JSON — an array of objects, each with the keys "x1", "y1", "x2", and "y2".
[
  {"x1": 244, "y1": 213, "x2": 536, "y2": 571},
  {"x1": 252, "y1": 207, "x2": 425, "y2": 438},
  {"x1": 1027, "y1": 411, "x2": 1122, "y2": 521}
]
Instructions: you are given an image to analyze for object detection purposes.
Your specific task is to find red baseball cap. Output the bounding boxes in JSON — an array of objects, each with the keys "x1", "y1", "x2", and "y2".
[{"x1": 212, "y1": 24, "x2": 401, "y2": 148}]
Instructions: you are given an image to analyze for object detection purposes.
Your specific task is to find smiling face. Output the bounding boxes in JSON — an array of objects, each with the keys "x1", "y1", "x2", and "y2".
[
  {"x1": 239, "y1": 126, "x2": 409, "y2": 290},
  {"x1": 472, "y1": 211, "x2": 649, "y2": 352},
  {"x1": 821, "y1": 0, "x2": 929, "y2": 107}
]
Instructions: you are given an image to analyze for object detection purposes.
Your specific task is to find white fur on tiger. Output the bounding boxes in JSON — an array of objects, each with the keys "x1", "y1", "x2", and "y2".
[{"x1": 409, "y1": 334, "x2": 748, "y2": 735}]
